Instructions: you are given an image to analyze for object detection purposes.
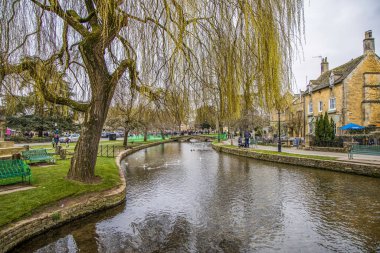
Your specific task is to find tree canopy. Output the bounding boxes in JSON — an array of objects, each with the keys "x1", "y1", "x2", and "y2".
[{"x1": 0, "y1": 0, "x2": 304, "y2": 182}]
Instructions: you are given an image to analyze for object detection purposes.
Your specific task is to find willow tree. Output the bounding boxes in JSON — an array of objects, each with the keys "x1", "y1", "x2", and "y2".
[
  {"x1": 1, "y1": 0, "x2": 303, "y2": 182},
  {"x1": 1, "y1": 67, "x2": 73, "y2": 136},
  {"x1": 194, "y1": 0, "x2": 303, "y2": 141},
  {"x1": 0, "y1": 0, "x2": 201, "y2": 182},
  {"x1": 164, "y1": 85, "x2": 190, "y2": 132}
]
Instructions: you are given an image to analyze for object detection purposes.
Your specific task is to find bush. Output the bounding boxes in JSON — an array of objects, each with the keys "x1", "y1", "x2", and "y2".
[
  {"x1": 5, "y1": 136, "x2": 52, "y2": 143},
  {"x1": 314, "y1": 112, "x2": 336, "y2": 146}
]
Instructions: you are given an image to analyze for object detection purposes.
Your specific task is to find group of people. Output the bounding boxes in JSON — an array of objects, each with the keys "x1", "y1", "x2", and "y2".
[
  {"x1": 238, "y1": 131, "x2": 252, "y2": 148},
  {"x1": 51, "y1": 130, "x2": 70, "y2": 148}
]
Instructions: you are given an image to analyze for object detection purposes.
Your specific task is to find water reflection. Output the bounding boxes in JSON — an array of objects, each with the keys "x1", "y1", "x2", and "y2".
[{"x1": 12, "y1": 142, "x2": 380, "y2": 253}]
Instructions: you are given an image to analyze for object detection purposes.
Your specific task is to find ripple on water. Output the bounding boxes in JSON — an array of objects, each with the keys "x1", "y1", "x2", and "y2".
[{"x1": 11, "y1": 142, "x2": 380, "y2": 253}]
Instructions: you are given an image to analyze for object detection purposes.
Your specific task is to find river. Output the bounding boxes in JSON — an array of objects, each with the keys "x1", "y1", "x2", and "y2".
[{"x1": 12, "y1": 142, "x2": 380, "y2": 252}]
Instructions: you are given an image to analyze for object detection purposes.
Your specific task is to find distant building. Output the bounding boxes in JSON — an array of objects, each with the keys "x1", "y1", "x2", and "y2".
[
  {"x1": 268, "y1": 93, "x2": 304, "y2": 139},
  {"x1": 303, "y1": 30, "x2": 380, "y2": 136}
]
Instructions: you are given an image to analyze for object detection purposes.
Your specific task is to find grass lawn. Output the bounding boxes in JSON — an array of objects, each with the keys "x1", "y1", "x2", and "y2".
[
  {"x1": 0, "y1": 157, "x2": 121, "y2": 228},
  {"x1": 218, "y1": 144, "x2": 337, "y2": 161},
  {"x1": 0, "y1": 139, "x2": 170, "y2": 228}
]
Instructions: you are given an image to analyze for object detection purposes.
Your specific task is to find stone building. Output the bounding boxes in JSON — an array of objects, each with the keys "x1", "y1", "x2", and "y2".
[
  {"x1": 303, "y1": 30, "x2": 380, "y2": 136},
  {"x1": 267, "y1": 93, "x2": 304, "y2": 139}
]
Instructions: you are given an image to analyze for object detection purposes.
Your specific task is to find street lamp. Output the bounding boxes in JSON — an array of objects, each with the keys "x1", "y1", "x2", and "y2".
[{"x1": 278, "y1": 110, "x2": 282, "y2": 152}]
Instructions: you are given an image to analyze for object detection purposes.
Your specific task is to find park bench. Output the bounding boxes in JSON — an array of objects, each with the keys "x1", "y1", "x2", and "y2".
[
  {"x1": 0, "y1": 159, "x2": 31, "y2": 184},
  {"x1": 348, "y1": 145, "x2": 380, "y2": 159},
  {"x1": 21, "y1": 149, "x2": 56, "y2": 164}
]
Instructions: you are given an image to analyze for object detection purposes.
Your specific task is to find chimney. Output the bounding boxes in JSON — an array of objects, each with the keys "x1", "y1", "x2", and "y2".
[
  {"x1": 321, "y1": 57, "x2": 329, "y2": 74},
  {"x1": 363, "y1": 30, "x2": 375, "y2": 54}
]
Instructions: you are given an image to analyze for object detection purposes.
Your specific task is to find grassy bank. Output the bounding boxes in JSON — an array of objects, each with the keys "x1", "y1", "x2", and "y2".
[
  {"x1": 217, "y1": 144, "x2": 337, "y2": 161},
  {"x1": 0, "y1": 139, "x2": 170, "y2": 228},
  {"x1": 0, "y1": 157, "x2": 120, "y2": 228}
]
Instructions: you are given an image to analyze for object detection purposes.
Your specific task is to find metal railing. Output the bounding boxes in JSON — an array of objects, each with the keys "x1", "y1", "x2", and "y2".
[
  {"x1": 97, "y1": 145, "x2": 124, "y2": 158},
  {"x1": 310, "y1": 139, "x2": 344, "y2": 148}
]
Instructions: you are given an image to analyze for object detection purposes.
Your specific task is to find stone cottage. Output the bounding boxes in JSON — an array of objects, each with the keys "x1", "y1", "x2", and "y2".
[{"x1": 303, "y1": 30, "x2": 380, "y2": 136}]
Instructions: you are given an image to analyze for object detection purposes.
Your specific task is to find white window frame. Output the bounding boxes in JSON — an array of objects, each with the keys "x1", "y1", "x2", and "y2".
[
  {"x1": 308, "y1": 102, "x2": 313, "y2": 114},
  {"x1": 329, "y1": 97, "x2": 336, "y2": 110},
  {"x1": 318, "y1": 101, "x2": 323, "y2": 112}
]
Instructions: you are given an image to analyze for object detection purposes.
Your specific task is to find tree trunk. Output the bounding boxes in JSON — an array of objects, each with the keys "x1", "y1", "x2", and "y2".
[
  {"x1": 67, "y1": 89, "x2": 112, "y2": 182},
  {"x1": 161, "y1": 130, "x2": 165, "y2": 140},
  {"x1": 123, "y1": 129, "x2": 129, "y2": 147},
  {"x1": 144, "y1": 130, "x2": 148, "y2": 142},
  {"x1": 216, "y1": 118, "x2": 220, "y2": 142},
  {"x1": 67, "y1": 42, "x2": 115, "y2": 183}
]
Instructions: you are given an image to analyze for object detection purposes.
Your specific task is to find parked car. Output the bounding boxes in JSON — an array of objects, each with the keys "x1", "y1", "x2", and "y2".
[
  {"x1": 101, "y1": 132, "x2": 110, "y2": 138},
  {"x1": 59, "y1": 134, "x2": 80, "y2": 142},
  {"x1": 115, "y1": 132, "x2": 124, "y2": 138}
]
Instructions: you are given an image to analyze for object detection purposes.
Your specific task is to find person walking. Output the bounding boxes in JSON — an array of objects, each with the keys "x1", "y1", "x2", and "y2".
[
  {"x1": 244, "y1": 130, "x2": 251, "y2": 148},
  {"x1": 53, "y1": 129, "x2": 60, "y2": 148}
]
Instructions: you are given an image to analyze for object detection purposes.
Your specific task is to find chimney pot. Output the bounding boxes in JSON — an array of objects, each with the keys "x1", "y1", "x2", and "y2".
[
  {"x1": 363, "y1": 30, "x2": 375, "y2": 54},
  {"x1": 321, "y1": 57, "x2": 329, "y2": 74}
]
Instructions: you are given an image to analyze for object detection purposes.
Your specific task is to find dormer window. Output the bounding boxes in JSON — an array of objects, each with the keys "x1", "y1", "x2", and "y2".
[{"x1": 329, "y1": 72, "x2": 335, "y2": 87}]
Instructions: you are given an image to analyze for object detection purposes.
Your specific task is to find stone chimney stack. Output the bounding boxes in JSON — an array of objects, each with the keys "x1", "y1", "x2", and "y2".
[
  {"x1": 321, "y1": 57, "x2": 329, "y2": 74},
  {"x1": 363, "y1": 30, "x2": 375, "y2": 54}
]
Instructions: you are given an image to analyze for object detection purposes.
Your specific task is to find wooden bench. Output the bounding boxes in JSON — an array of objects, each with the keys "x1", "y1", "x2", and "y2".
[
  {"x1": 348, "y1": 145, "x2": 380, "y2": 159},
  {"x1": 21, "y1": 149, "x2": 56, "y2": 164},
  {"x1": 0, "y1": 159, "x2": 31, "y2": 184}
]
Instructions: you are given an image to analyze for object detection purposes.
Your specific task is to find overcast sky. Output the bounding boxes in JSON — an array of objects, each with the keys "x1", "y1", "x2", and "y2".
[{"x1": 292, "y1": 0, "x2": 380, "y2": 92}]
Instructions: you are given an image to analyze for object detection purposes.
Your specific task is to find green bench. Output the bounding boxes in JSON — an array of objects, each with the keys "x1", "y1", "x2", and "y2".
[
  {"x1": 348, "y1": 145, "x2": 380, "y2": 159},
  {"x1": 21, "y1": 149, "x2": 56, "y2": 164},
  {"x1": 0, "y1": 159, "x2": 31, "y2": 184}
]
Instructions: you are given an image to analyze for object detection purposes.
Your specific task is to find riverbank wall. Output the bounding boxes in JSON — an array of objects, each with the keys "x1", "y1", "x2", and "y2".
[
  {"x1": 0, "y1": 139, "x2": 174, "y2": 253},
  {"x1": 212, "y1": 144, "x2": 380, "y2": 178}
]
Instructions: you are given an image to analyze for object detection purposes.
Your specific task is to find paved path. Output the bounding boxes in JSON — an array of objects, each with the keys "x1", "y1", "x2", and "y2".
[{"x1": 226, "y1": 138, "x2": 380, "y2": 166}]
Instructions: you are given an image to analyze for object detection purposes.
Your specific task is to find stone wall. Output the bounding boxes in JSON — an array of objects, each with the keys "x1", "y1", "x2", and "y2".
[
  {"x1": 212, "y1": 144, "x2": 380, "y2": 178},
  {"x1": 0, "y1": 140, "x2": 173, "y2": 253},
  {"x1": 346, "y1": 52, "x2": 380, "y2": 127},
  {"x1": 303, "y1": 146, "x2": 347, "y2": 153}
]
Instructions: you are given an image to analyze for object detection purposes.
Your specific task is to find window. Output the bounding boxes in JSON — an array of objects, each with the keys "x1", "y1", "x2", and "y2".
[
  {"x1": 329, "y1": 98, "x2": 336, "y2": 110},
  {"x1": 318, "y1": 101, "x2": 323, "y2": 112},
  {"x1": 308, "y1": 102, "x2": 313, "y2": 113}
]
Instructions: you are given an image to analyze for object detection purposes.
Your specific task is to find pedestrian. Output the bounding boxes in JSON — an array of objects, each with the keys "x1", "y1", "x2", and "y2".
[
  {"x1": 238, "y1": 136, "x2": 243, "y2": 147},
  {"x1": 52, "y1": 137, "x2": 55, "y2": 148},
  {"x1": 244, "y1": 130, "x2": 251, "y2": 148},
  {"x1": 294, "y1": 137, "x2": 299, "y2": 149},
  {"x1": 65, "y1": 137, "x2": 70, "y2": 147},
  {"x1": 54, "y1": 130, "x2": 59, "y2": 148}
]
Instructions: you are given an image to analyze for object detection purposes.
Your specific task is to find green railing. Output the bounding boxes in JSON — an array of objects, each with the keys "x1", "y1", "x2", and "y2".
[
  {"x1": 128, "y1": 134, "x2": 171, "y2": 142},
  {"x1": 200, "y1": 133, "x2": 227, "y2": 140}
]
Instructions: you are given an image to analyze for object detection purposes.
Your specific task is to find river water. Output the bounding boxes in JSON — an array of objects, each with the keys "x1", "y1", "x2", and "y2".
[{"x1": 13, "y1": 142, "x2": 380, "y2": 252}]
